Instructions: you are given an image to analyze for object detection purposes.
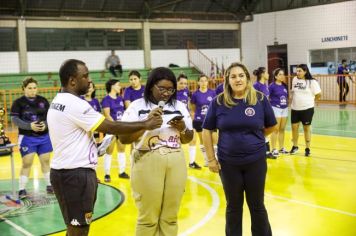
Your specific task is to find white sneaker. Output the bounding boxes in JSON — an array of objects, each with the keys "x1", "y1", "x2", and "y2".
[
  {"x1": 97, "y1": 135, "x2": 114, "y2": 156},
  {"x1": 271, "y1": 149, "x2": 279, "y2": 157}
]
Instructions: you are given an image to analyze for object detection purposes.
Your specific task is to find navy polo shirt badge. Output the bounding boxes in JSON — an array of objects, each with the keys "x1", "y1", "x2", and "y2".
[{"x1": 245, "y1": 107, "x2": 255, "y2": 116}]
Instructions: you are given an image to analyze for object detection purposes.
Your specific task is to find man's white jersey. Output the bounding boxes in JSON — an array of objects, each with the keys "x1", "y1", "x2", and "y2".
[
  {"x1": 47, "y1": 93, "x2": 105, "y2": 169},
  {"x1": 121, "y1": 98, "x2": 192, "y2": 150}
]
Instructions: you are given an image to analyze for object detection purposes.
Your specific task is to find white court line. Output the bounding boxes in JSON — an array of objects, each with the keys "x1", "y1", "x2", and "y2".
[
  {"x1": 179, "y1": 176, "x2": 220, "y2": 236},
  {"x1": 195, "y1": 178, "x2": 356, "y2": 217},
  {"x1": 313, "y1": 127, "x2": 356, "y2": 134},
  {"x1": 1, "y1": 218, "x2": 34, "y2": 236}
]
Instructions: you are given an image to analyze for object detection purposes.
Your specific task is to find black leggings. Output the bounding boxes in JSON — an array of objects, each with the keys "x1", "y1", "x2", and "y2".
[
  {"x1": 337, "y1": 80, "x2": 349, "y2": 102},
  {"x1": 219, "y1": 158, "x2": 272, "y2": 236}
]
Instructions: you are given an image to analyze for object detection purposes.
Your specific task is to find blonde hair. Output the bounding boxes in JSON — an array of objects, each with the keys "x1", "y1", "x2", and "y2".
[{"x1": 217, "y1": 62, "x2": 263, "y2": 108}]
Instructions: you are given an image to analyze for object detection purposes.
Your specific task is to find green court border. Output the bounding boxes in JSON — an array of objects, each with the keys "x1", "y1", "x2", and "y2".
[
  {"x1": 0, "y1": 182, "x2": 125, "y2": 236},
  {"x1": 47, "y1": 183, "x2": 125, "y2": 236}
]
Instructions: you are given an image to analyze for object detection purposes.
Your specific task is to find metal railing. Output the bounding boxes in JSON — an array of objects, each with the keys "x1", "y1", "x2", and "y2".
[{"x1": 187, "y1": 41, "x2": 222, "y2": 79}]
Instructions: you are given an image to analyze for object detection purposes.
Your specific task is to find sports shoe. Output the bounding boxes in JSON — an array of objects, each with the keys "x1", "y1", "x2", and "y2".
[
  {"x1": 189, "y1": 162, "x2": 202, "y2": 169},
  {"x1": 305, "y1": 148, "x2": 311, "y2": 157},
  {"x1": 46, "y1": 185, "x2": 54, "y2": 194},
  {"x1": 97, "y1": 135, "x2": 114, "y2": 156},
  {"x1": 119, "y1": 172, "x2": 130, "y2": 179},
  {"x1": 290, "y1": 146, "x2": 299, "y2": 155},
  {"x1": 271, "y1": 149, "x2": 279, "y2": 157},
  {"x1": 18, "y1": 189, "x2": 27, "y2": 199},
  {"x1": 266, "y1": 152, "x2": 277, "y2": 159},
  {"x1": 104, "y1": 174, "x2": 111, "y2": 183},
  {"x1": 279, "y1": 148, "x2": 289, "y2": 154}
]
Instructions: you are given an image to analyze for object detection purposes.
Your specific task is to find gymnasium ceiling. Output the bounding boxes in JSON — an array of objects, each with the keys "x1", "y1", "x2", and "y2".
[{"x1": 0, "y1": 0, "x2": 351, "y2": 22}]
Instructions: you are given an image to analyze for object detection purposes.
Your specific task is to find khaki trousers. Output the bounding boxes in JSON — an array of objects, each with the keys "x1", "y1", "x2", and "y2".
[{"x1": 131, "y1": 148, "x2": 187, "y2": 236}]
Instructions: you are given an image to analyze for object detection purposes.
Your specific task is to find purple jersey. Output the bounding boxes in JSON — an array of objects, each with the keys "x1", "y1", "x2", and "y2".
[
  {"x1": 268, "y1": 83, "x2": 288, "y2": 109},
  {"x1": 215, "y1": 83, "x2": 224, "y2": 95},
  {"x1": 123, "y1": 86, "x2": 145, "y2": 102},
  {"x1": 254, "y1": 82, "x2": 270, "y2": 97},
  {"x1": 81, "y1": 96, "x2": 101, "y2": 112},
  {"x1": 191, "y1": 89, "x2": 216, "y2": 121},
  {"x1": 176, "y1": 88, "x2": 189, "y2": 107},
  {"x1": 101, "y1": 95, "x2": 125, "y2": 121}
]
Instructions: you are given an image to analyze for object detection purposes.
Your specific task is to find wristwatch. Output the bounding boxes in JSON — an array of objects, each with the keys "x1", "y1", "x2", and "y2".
[{"x1": 180, "y1": 126, "x2": 188, "y2": 135}]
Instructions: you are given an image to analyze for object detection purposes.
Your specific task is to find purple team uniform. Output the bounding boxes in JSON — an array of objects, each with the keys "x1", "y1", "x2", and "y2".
[
  {"x1": 268, "y1": 83, "x2": 288, "y2": 109},
  {"x1": 191, "y1": 89, "x2": 216, "y2": 121},
  {"x1": 123, "y1": 86, "x2": 145, "y2": 102},
  {"x1": 191, "y1": 89, "x2": 216, "y2": 132},
  {"x1": 81, "y1": 97, "x2": 101, "y2": 112},
  {"x1": 10, "y1": 95, "x2": 53, "y2": 157},
  {"x1": 101, "y1": 95, "x2": 125, "y2": 121},
  {"x1": 253, "y1": 82, "x2": 270, "y2": 97},
  {"x1": 176, "y1": 88, "x2": 190, "y2": 109},
  {"x1": 203, "y1": 95, "x2": 277, "y2": 165}
]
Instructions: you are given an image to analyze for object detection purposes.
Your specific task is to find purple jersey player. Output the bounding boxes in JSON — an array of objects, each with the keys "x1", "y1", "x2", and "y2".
[
  {"x1": 253, "y1": 67, "x2": 270, "y2": 98},
  {"x1": 123, "y1": 70, "x2": 145, "y2": 109},
  {"x1": 176, "y1": 73, "x2": 190, "y2": 109},
  {"x1": 10, "y1": 77, "x2": 53, "y2": 199},
  {"x1": 189, "y1": 74, "x2": 217, "y2": 168},
  {"x1": 269, "y1": 68, "x2": 289, "y2": 157},
  {"x1": 101, "y1": 79, "x2": 129, "y2": 182}
]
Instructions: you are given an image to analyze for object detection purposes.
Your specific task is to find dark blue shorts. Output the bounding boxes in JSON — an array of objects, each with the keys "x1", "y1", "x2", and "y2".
[{"x1": 19, "y1": 133, "x2": 53, "y2": 157}]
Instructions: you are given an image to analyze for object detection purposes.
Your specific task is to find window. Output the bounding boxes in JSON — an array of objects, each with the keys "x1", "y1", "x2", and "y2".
[
  {"x1": 26, "y1": 28, "x2": 142, "y2": 51},
  {"x1": 151, "y1": 30, "x2": 238, "y2": 49},
  {"x1": 0, "y1": 28, "x2": 17, "y2": 51}
]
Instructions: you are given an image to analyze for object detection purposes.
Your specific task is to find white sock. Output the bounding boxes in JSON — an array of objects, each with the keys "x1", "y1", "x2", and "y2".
[
  {"x1": 19, "y1": 175, "x2": 28, "y2": 190},
  {"x1": 118, "y1": 152, "x2": 126, "y2": 174},
  {"x1": 189, "y1": 146, "x2": 196, "y2": 164},
  {"x1": 200, "y1": 145, "x2": 208, "y2": 163},
  {"x1": 104, "y1": 154, "x2": 112, "y2": 175},
  {"x1": 43, "y1": 172, "x2": 51, "y2": 186}
]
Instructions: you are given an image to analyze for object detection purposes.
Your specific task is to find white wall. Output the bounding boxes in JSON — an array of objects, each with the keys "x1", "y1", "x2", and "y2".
[
  {"x1": 0, "y1": 48, "x2": 240, "y2": 74},
  {"x1": 0, "y1": 52, "x2": 19, "y2": 73},
  {"x1": 241, "y1": 1, "x2": 356, "y2": 72},
  {"x1": 26, "y1": 50, "x2": 144, "y2": 72}
]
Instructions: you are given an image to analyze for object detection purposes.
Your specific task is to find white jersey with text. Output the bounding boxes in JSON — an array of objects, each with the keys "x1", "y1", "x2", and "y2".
[
  {"x1": 47, "y1": 93, "x2": 105, "y2": 169},
  {"x1": 121, "y1": 98, "x2": 192, "y2": 150},
  {"x1": 291, "y1": 77, "x2": 321, "y2": 110}
]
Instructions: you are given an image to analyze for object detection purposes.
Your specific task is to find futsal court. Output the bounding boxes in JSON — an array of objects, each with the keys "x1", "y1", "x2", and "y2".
[{"x1": 1, "y1": 104, "x2": 355, "y2": 236}]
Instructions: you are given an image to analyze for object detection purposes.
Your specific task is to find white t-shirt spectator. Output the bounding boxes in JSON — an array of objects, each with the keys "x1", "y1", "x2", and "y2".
[
  {"x1": 291, "y1": 77, "x2": 321, "y2": 110},
  {"x1": 121, "y1": 98, "x2": 192, "y2": 150},
  {"x1": 47, "y1": 93, "x2": 105, "y2": 169}
]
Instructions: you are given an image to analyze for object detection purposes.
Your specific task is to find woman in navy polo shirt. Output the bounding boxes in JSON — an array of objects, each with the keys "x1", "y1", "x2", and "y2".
[{"x1": 202, "y1": 62, "x2": 277, "y2": 236}]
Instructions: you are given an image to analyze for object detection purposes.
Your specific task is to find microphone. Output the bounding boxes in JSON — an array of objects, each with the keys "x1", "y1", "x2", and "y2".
[{"x1": 158, "y1": 101, "x2": 165, "y2": 109}]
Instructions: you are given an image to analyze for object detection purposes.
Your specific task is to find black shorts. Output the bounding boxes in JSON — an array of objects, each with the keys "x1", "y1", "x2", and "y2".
[
  {"x1": 193, "y1": 120, "x2": 203, "y2": 132},
  {"x1": 50, "y1": 168, "x2": 98, "y2": 226},
  {"x1": 291, "y1": 108, "x2": 314, "y2": 125}
]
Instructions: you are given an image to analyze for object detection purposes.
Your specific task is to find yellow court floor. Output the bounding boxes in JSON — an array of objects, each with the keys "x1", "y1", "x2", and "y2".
[{"x1": 0, "y1": 130, "x2": 355, "y2": 236}]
